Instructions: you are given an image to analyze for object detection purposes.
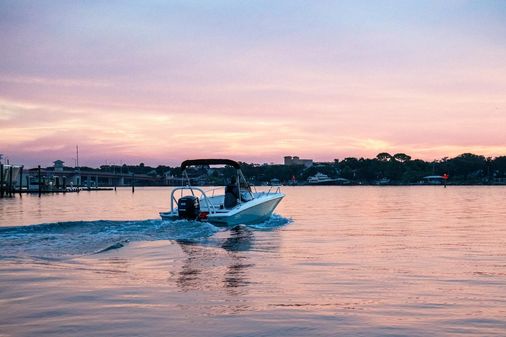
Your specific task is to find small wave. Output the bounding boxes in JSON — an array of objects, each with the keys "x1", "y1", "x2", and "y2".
[
  {"x1": 246, "y1": 214, "x2": 292, "y2": 230},
  {"x1": 94, "y1": 239, "x2": 129, "y2": 254}
]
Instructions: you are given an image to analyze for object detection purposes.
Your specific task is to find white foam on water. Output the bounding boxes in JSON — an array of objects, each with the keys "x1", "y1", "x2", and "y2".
[{"x1": 0, "y1": 214, "x2": 291, "y2": 258}]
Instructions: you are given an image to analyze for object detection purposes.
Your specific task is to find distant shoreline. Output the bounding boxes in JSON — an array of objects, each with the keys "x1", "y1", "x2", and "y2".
[{"x1": 2, "y1": 153, "x2": 505, "y2": 190}]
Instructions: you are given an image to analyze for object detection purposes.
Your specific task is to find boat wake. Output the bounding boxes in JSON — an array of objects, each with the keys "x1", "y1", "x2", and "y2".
[
  {"x1": 0, "y1": 214, "x2": 291, "y2": 258},
  {"x1": 245, "y1": 214, "x2": 292, "y2": 230}
]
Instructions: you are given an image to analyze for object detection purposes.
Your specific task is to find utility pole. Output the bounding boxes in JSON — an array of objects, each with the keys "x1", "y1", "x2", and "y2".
[
  {"x1": 38, "y1": 165, "x2": 42, "y2": 197},
  {"x1": 8, "y1": 166, "x2": 13, "y2": 196},
  {"x1": 0, "y1": 163, "x2": 4, "y2": 198},
  {"x1": 19, "y1": 166, "x2": 23, "y2": 196},
  {"x1": 75, "y1": 145, "x2": 81, "y2": 190}
]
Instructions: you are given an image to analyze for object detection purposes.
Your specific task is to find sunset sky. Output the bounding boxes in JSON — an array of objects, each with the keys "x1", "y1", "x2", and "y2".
[{"x1": 1, "y1": 0, "x2": 506, "y2": 167}]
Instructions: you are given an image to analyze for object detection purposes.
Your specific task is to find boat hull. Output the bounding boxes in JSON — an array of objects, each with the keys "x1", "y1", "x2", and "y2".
[
  {"x1": 207, "y1": 194, "x2": 283, "y2": 226},
  {"x1": 160, "y1": 193, "x2": 284, "y2": 226}
]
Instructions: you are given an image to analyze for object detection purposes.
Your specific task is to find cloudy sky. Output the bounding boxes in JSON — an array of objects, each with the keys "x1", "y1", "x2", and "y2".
[{"x1": 1, "y1": 0, "x2": 505, "y2": 167}]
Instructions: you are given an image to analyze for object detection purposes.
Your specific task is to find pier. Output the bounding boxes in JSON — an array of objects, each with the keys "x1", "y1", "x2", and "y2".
[
  {"x1": 0, "y1": 164, "x2": 160, "y2": 198},
  {"x1": 0, "y1": 164, "x2": 23, "y2": 198}
]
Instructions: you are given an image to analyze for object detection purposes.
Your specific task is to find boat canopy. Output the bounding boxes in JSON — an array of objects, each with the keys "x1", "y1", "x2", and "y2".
[{"x1": 181, "y1": 159, "x2": 241, "y2": 171}]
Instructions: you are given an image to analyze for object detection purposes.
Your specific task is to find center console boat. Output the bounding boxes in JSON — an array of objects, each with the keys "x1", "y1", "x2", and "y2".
[{"x1": 160, "y1": 159, "x2": 284, "y2": 226}]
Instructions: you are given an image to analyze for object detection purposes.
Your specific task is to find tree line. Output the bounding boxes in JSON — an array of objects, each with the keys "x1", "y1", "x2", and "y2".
[
  {"x1": 234, "y1": 153, "x2": 506, "y2": 185},
  {"x1": 77, "y1": 153, "x2": 506, "y2": 185}
]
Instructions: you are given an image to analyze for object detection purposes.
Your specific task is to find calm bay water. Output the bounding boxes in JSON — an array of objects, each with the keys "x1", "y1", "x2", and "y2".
[{"x1": 1, "y1": 186, "x2": 506, "y2": 336}]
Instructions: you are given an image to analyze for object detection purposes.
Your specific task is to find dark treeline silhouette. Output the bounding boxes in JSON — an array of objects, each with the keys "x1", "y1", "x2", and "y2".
[
  {"x1": 240, "y1": 153, "x2": 506, "y2": 185},
  {"x1": 72, "y1": 153, "x2": 506, "y2": 185}
]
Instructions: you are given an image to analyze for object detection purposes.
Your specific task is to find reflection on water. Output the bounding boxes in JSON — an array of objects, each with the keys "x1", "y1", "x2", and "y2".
[
  {"x1": 1, "y1": 186, "x2": 506, "y2": 336},
  {"x1": 177, "y1": 227, "x2": 257, "y2": 301},
  {"x1": 222, "y1": 226, "x2": 254, "y2": 252},
  {"x1": 222, "y1": 227, "x2": 255, "y2": 291}
]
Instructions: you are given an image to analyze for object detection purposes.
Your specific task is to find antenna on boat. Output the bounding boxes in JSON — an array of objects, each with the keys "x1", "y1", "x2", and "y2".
[
  {"x1": 237, "y1": 168, "x2": 255, "y2": 200},
  {"x1": 182, "y1": 167, "x2": 194, "y2": 196}
]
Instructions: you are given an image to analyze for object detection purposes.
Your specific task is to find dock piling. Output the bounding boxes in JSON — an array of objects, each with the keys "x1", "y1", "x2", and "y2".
[
  {"x1": 131, "y1": 173, "x2": 135, "y2": 193},
  {"x1": 0, "y1": 164, "x2": 4, "y2": 198},
  {"x1": 19, "y1": 166, "x2": 24, "y2": 196},
  {"x1": 55, "y1": 175, "x2": 60, "y2": 192},
  {"x1": 38, "y1": 165, "x2": 42, "y2": 197},
  {"x1": 8, "y1": 166, "x2": 13, "y2": 197}
]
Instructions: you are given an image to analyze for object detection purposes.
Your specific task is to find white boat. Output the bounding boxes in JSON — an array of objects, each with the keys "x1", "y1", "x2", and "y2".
[
  {"x1": 160, "y1": 159, "x2": 284, "y2": 226},
  {"x1": 306, "y1": 172, "x2": 338, "y2": 185}
]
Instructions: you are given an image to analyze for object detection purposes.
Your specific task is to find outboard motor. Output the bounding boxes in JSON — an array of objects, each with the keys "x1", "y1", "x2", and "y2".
[{"x1": 178, "y1": 196, "x2": 200, "y2": 220}]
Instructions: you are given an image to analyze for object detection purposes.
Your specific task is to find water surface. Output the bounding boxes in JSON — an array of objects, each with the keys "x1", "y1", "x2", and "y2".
[{"x1": 1, "y1": 186, "x2": 506, "y2": 336}]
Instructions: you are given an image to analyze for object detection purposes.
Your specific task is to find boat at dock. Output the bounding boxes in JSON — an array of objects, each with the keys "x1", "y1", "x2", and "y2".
[
  {"x1": 159, "y1": 159, "x2": 285, "y2": 226},
  {"x1": 305, "y1": 172, "x2": 351, "y2": 185}
]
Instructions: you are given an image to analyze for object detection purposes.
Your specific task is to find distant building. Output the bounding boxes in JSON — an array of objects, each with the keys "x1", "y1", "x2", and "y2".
[
  {"x1": 53, "y1": 160, "x2": 64, "y2": 172},
  {"x1": 284, "y1": 156, "x2": 313, "y2": 167},
  {"x1": 164, "y1": 171, "x2": 176, "y2": 185}
]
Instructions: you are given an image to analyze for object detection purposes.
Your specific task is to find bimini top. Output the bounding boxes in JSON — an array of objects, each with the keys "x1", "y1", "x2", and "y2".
[{"x1": 181, "y1": 159, "x2": 241, "y2": 171}]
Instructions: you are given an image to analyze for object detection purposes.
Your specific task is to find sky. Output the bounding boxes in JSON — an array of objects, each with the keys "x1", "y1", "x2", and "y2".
[{"x1": 1, "y1": 0, "x2": 506, "y2": 167}]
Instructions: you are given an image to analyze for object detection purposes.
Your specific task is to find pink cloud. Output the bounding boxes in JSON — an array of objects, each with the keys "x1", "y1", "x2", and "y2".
[{"x1": 1, "y1": 1, "x2": 506, "y2": 167}]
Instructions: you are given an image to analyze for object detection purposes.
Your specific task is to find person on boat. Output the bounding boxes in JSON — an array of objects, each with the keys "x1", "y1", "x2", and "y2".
[{"x1": 224, "y1": 176, "x2": 240, "y2": 208}]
